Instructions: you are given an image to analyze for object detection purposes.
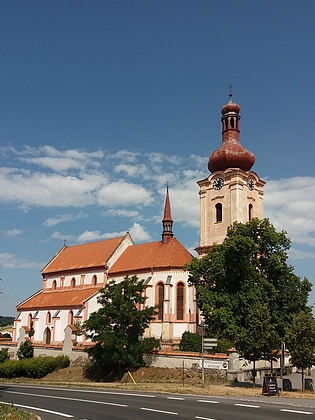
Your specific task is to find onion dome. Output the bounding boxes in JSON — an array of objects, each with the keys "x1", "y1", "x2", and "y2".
[{"x1": 208, "y1": 93, "x2": 255, "y2": 173}]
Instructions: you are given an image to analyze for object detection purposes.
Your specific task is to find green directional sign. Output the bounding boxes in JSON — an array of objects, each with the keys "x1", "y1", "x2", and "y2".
[{"x1": 203, "y1": 338, "x2": 217, "y2": 350}]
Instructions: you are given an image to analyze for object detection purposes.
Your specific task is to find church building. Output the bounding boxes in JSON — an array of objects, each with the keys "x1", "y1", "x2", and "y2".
[
  {"x1": 13, "y1": 187, "x2": 197, "y2": 347},
  {"x1": 13, "y1": 93, "x2": 264, "y2": 349}
]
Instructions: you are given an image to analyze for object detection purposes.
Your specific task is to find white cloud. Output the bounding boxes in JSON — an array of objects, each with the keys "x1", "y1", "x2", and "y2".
[
  {"x1": 288, "y1": 248, "x2": 315, "y2": 261},
  {"x1": 97, "y1": 181, "x2": 154, "y2": 207},
  {"x1": 113, "y1": 163, "x2": 149, "y2": 178},
  {"x1": 2, "y1": 146, "x2": 315, "y2": 263},
  {"x1": 17, "y1": 145, "x2": 104, "y2": 172},
  {"x1": 0, "y1": 168, "x2": 98, "y2": 207},
  {"x1": 265, "y1": 177, "x2": 315, "y2": 251},
  {"x1": 3, "y1": 229, "x2": 23, "y2": 237},
  {"x1": 76, "y1": 223, "x2": 152, "y2": 243},
  {"x1": 51, "y1": 231, "x2": 76, "y2": 243},
  {"x1": 146, "y1": 152, "x2": 182, "y2": 166},
  {"x1": 103, "y1": 209, "x2": 143, "y2": 220},
  {"x1": 0, "y1": 253, "x2": 43, "y2": 269},
  {"x1": 110, "y1": 150, "x2": 139, "y2": 163},
  {"x1": 168, "y1": 180, "x2": 200, "y2": 228},
  {"x1": 190, "y1": 154, "x2": 209, "y2": 170},
  {"x1": 43, "y1": 213, "x2": 88, "y2": 227},
  {"x1": 128, "y1": 222, "x2": 152, "y2": 242}
]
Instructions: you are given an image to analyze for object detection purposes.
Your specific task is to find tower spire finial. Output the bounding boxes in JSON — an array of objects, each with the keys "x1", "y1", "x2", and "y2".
[{"x1": 162, "y1": 184, "x2": 173, "y2": 244}]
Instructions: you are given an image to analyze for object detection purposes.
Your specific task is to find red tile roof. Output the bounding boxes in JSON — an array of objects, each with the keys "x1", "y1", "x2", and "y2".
[
  {"x1": 42, "y1": 236, "x2": 125, "y2": 274},
  {"x1": 17, "y1": 288, "x2": 98, "y2": 310},
  {"x1": 110, "y1": 238, "x2": 192, "y2": 275}
]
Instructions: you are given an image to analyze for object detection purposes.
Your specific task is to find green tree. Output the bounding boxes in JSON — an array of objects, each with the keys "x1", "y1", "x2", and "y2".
[
  {"x1": 286, "y1": 311, "x2": 315, "y2": 391},
  {"x1": 85, "y1": 275, "x2": 157, "y2": 372},
  {"x1": 186, "y1": 218, "x2": 312, "y2": 373},
  {"x1": 17, "y1": 341, "x2": 34, "y2": 359}
]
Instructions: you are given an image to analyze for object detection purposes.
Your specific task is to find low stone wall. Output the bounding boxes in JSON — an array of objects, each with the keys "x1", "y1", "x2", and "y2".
[{"x1": 0, "y1": 340, "x2": 292, "y2": 382}]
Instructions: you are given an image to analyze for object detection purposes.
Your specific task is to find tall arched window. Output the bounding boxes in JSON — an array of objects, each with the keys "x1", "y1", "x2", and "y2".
[
  {"x1": 44, "y1": 327, "x2": 51, "y2": 345},
  {"x1": 68, "y1": 310, "x2": 74, "y2": 326},
  {"x1": 176, "y1": 282, "x2": 184, "y2": 320},
  {"x1": 92, "y1": 275, "x2": 97, "y2": 286},
  {"x1": 46, "y1": 312, "x2": 51, "y2": 325},
  {"x1": 52, "y1": 280, "x2": 57, "y2": 290},
  {"x1": 249, "y1": 204, "x2": 253, "y2": 221},
  {"x1": 28, "y1": 313, "x2": 32, "y2": 327},
  {"x1": 157, "y1": 283, "x2": 164, "y2": 321},
  {"x1": 71, "y1": 278, "x2": 75, "y2": 288},
  {"x1": 215, "y1": 203, "x2": 222, "y2": 223}
]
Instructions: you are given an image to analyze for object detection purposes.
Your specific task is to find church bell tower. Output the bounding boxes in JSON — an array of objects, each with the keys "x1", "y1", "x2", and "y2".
[{"x1": 196, "y1": 93, "x2": 265, "y2": 257}]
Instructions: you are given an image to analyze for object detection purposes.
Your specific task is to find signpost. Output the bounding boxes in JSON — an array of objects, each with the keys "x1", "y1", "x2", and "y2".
[{"x1": 201, "y1": 337, "x2": 218, "y2": 387}]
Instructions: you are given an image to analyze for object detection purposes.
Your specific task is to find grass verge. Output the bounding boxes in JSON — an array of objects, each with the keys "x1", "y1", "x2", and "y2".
[{"x1": 0, "y1": 403, "x2": 38, "y2": 419}]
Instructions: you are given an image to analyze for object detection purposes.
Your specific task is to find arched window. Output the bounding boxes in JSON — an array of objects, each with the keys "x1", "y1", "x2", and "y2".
[
  {"x1": 230, "y1": 117, "x2": 234, "y2": 128},
  {"x1": 28, "y1": 313, "x2": 32, "y2": 327},
  {"x1": 215, "y1": 203, "x2": 222, "y2": 223},
  {"x1": 157, "y1": 283, "x2": 164, "y2": 321},
  {"x1": 92, "y1": 275, "x2": 97, "y2": 286},
  {"x1": 249, "y1": 204, "x2": 253, "y2": 221},
  {"x1": 68, "y1": 310, "x2": 74, "y2": 326},
  {"x1": 46, "y1": 312, "x2": 51, "y2": 325},
  {"x1": 71, "y1": 278, "x2": 75, "y2": 288},
  {"x1": 176, "y1": 282, "x2": 184, "y2": 320},
  {"x1": 52, "y1": 280, "x2": 57, "y2": 290},
  {"x1": 44, "y1": 327, "x2": 51, "y2": 345}
]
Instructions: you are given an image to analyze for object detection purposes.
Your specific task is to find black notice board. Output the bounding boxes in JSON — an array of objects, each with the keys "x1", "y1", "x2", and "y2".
[{"x1": 262, "y1": 376, "x2": 279, "y2": 396}]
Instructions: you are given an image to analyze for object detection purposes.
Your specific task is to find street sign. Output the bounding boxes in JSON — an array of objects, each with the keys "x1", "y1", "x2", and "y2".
[{"x1": 203, "y1": 338, "x2": 217, "y2": 349}]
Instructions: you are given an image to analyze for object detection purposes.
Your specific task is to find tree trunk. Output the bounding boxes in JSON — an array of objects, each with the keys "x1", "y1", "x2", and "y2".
[
  {"x1": 302, "y1": 368, "x2": 304, "y2": 392},
  {"x1": 253, "y1": 360, "x2": 256, "y2": 388}
]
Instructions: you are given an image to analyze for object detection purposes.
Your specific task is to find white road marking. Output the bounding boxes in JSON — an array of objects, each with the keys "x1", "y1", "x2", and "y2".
[
  {"x1": 7, "y1": 391, "x2": 127, "y2": 407},
  {"x1": 167, "y1": 396, "x2": 185, "y2": 400},
  {"x1": 234, "y1": 403, "x2": 260, "y2": 408},
  {"x1": 1, "y1": 401, "x2": 73, "y2": 418},
  {"x1": 196, "y1": 417, "x2": 218, "y2": 420},
  {"x1": 6, "y1": 384, "x2": 155, "y2": 398},
  {"x1": 141, "y1": 407, "x2": 178, "y2": 415},
  {"x1": 280, "y1": 409, "x2": 313, "y2": 415},
  {"x1": 198, "y1": 399, "x2": 220, "y2": 404}
]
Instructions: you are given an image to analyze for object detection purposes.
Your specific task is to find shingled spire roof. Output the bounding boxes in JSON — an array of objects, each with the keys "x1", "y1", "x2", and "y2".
[{"x1": 162, "y1": 184, "x2": 174, "y2": 244}]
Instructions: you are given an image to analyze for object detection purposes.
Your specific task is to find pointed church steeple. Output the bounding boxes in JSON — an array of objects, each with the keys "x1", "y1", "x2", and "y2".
[{"x1": 162, "y1": 184, "x2": 174, "y2": 244}]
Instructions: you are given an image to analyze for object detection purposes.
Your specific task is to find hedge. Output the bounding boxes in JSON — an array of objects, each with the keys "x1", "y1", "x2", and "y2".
[{"x1": 0, "y1": 355, "x2": 70, "y2": 379}]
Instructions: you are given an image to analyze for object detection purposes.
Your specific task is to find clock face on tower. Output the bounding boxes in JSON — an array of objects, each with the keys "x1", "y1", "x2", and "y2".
[
  {"x1": 213, "y1": 177, "x2": 224, "y2": 190},
  {"x1": 247, "y1": 178, "x2": 254, "y2": 191}
]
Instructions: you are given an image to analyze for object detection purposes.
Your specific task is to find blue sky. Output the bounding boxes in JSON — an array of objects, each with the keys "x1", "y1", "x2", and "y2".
[{"x1": 1, "y1": 0, "x2": 315, "y2": 316}]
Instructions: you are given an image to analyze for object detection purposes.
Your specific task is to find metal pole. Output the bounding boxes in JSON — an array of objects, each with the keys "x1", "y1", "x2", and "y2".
[{"x1": 202, "y1": 337, "x2": 204, "y2": 388}]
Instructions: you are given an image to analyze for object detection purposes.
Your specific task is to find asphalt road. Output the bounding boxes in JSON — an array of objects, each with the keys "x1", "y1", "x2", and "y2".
[{"x1": 1, "y1": 384, "x2": 315, "y2": 420}]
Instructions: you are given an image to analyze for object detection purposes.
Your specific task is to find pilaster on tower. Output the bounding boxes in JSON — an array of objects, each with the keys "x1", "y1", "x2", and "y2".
[
  {"x1": 162, "y1": 185, "x2": 174, "y2": 244},
  {"x1": 196, "y1": 93, "x2": 265, "y2": 258}
]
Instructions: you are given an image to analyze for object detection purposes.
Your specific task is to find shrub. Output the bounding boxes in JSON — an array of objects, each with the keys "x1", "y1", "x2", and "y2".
[
  {"x1": 140, "y1": 337, "x2": 160, "y2": 353},
  {"x1": 179, "y1": 331, "x2": 202, "y2": 352},
  {"x1": 17, "y1": 341, "x2": 34, "y2": 359},
  {"x1": 0, "y1": 348, "x2": 9, "y2": 363},
  {"x1": 0, "y1": 355, "x2": 70, "y2": 379},
  {"x1": 216, "y1": 338, "x2": 234, "y2": 354}
]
